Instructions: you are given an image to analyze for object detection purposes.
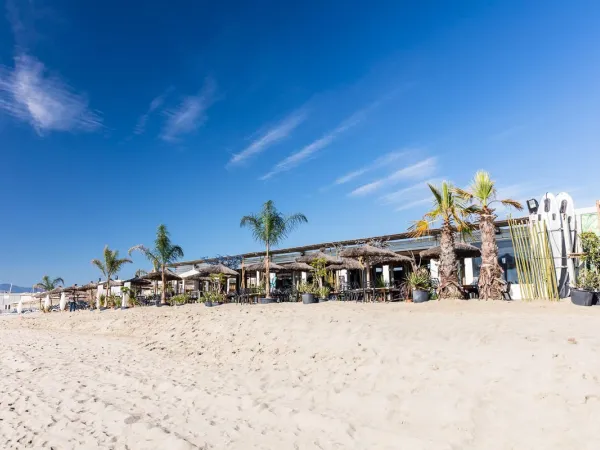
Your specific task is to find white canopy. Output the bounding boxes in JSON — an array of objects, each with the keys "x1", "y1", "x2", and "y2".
[{"x1": 178, "y1": 269, "x2": 201, "y2": 279}]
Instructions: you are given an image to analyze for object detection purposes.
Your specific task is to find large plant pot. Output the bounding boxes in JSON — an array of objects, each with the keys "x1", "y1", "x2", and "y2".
[
  {"x1": 204, "y1": 301, "x2": 214, "y2": 307},
  {"x1": 571, "y1": 288, "x2": 596, "y2": 307},
  {"x1": 412, "y1": 289, "x2": 429, "y2": 303},
  {"x1": 258, "y1": 298, "x2": 274, "y2": 304},
  {"x1": 318, "y1": 298, "x2": 329, "y2": 303},
  {"x1": 302, "y1": 294, "x2": 316, "y2": 304}
]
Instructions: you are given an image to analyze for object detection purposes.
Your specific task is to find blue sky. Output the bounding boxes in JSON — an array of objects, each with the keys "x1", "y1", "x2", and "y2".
[{"x1": 1, "y1": 0, "x2": 599, "y2": 286}]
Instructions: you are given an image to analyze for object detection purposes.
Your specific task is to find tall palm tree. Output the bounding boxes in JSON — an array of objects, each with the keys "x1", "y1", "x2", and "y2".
[
  {"x1": 129, "y1": 224, "x2": 184, "y2": 305},
  {"x1": 91, "y1": 245, "x2": 132, "y2": 307},
  {"x1": 410, "y1": 181, "x2": 476, "y2": 299},
  {"x1": 34, "y1": 275, "x2": 65, "y2": 309},
  {"x1": 455, "y1": 171, "x2": 523, "y2": 300},
  {"x1": 134, "y1": 269, "x2": 148, "y2": 278},
  {"x1": 240, "y1": 200, "x2": 307, "y2": 299}
]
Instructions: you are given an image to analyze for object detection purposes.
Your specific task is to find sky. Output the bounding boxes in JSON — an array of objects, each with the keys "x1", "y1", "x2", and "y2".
[{"x1": 1, "y1": 0, "x2": 599, "y2": 286}]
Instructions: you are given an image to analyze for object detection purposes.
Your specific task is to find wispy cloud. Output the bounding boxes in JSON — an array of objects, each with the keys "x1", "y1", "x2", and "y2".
[
  {"x1": 160, "y1": 78, "x2": 216, "y2": 142},
  {"x1": 260, "y1": 108, "x2": 368, "y2": 181},
  {"x1": 395, "y1": 198, "x2": 431, "y2": 212},
  {"x1": 334, "y1": 150, "x2": 407, "y2": 186},
  {"x1": 490, "y1": 125, "x2": 525, "y2": 141},
  {"x1": 350, "y1": 157, "x2": 437, "y2": 197},
  {"x1": 379, "y1": 178, "x2": 441, "y2": 205},
  {"x1": 134, "y1": 87, "x2": 172, "y2": 135},
  {"x1": 0, "y1": 54, "x2": 102, "y2": 134},
  {"x1": 228, "y1": 110, "x2": 307, "y2": 166}
]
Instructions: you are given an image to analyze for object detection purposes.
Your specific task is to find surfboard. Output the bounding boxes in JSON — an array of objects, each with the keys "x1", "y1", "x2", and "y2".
[
  {"x1": 539, "y1": 193, "x2": 563, "y2": 296},
  {"x1": 556, "y1": 192, "x2": 576, "y2": 296}
]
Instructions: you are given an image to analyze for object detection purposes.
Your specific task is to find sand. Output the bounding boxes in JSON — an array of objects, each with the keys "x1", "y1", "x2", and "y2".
[{"x1": 1, "y1": 300, "x2": 599, "y2": 449}]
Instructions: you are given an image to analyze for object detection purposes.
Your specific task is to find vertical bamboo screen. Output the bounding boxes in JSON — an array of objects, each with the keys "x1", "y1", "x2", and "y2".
[{"x1": 508, "y1": 217, "x2": 559, "y2": 301}]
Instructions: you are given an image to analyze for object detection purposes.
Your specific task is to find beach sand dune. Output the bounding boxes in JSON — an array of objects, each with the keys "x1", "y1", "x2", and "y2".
[{"x1": 1, "y1": 301, "x2": 599, "y2": 449}]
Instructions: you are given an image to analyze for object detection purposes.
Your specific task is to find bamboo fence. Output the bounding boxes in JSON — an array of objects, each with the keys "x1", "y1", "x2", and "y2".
[{"x1": 508, "y1": 217, "x2": 559, "y2": 301}]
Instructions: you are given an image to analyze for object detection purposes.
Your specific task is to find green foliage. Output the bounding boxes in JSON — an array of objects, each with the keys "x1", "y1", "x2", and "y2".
[
  {"x1": 297, "y1": 282, "x2": 317, "y2": 295},
  {"x1": 455, "y1": 171, "x2": 523, "y2": 212},
  {"x1": 240, "y1": 200, "x2": 308, "y2": 248},
  {"x1": 34, "y1": 275, "x2": 65, "y2": 292},
  {"x1": 105, "y1": 295, "x2": 121, "y2": 308},
  {"x1": 402, "y1": 267, "x2": 432, "y2": 292},
  {"x1": 578, "y1": 232, "x2": 600, "y2": 290},
  {"x1": 120, "y1": 286, "x2": 140, "y2": 307},
  {"x1": 410, "y1": 181, "x2": 477, "y2": 236},
  {"x1": 310, "y1": 257, "x2": 328, "y2": 279},
  {"x1": 201, "y1": 291, "x2": 223, "y2": 304},
  {"x1": 317, "y1": 286, "x2": 330, "y2": 299},
  {"x1": 91, "y1": 246, "x2": 132, "y2": 287},
  {"x1": 170, "y1": 294, "x2": 190, "y2": 305},
  {"x1": 375, "y1": 275, "x2": 386, "y2": 288}
]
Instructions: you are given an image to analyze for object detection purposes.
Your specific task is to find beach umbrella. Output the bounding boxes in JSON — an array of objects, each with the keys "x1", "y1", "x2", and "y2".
[
  {"x1": 419, "y1": 242, "x2": 480, "y2": 259},
  {"x1": 327, "y1": 257, "x2": 364, "y2": 271},
  {"x1": 142, "y1": 269, "x2": 181, "y2": 281},
  {"x1": 340, "y1": 245, "x2": 406, "y2": 300},
  {"x1": 197, "y1": 263, "x2": 239, "y2": 277},
  {"x1": 296, "y1": 249, "x2": 341, "y2": 265},
  {"x1": 280, "y1": 262, "x2": 314, "y2": 272},
  {"x1": 245, "y1": 260, "x2": 286, "y2": 272}
]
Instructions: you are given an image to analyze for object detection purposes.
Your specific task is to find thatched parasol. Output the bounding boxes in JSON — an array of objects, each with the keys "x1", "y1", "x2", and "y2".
[
  {"x1": 142, "y1": 270, "x2": 181, "y2": 281},
  {"x1": 280, "y1": 261, "x2": 314, "y2": 272},
  {"x1": 340, "y1": 244, "x2": 400, "y2": 259},
  {"x1": 339, "y1": 245, "x2": 404, "y2": 299},
  {"x1": 328, "y1": 257, "x2": 364, "y2": 271},
  {"x1": 369, "y1": 254, "x2": 413, "y2": 266},
  {"x1": 419, "y1": 242, "x2": 480, "y2": 259},
  {"x1": 197, "y1": 263, "x2": 239, "y2": 277},
  {"x1": 296, "y1": 249, "x2": 341, "y2": 265},
  {"x1": 245, "y1": 260, "x2": 286, "y2": 272},
  {"x1": 123, "y1": 277, "x2": 152, "y2": 286}
]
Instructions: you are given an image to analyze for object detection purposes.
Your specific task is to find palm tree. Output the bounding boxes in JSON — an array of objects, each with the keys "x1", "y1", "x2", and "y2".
[
  {"x1": 129, "y1": 224, "x2": 184, "y2": 305},
  {"x1": 455, "y1": 171, "x2": 523, "y2": 300},
  {"x1": 134, "y1": 269, "x2": 148, "y2": 278},
  {"x1": 410, "y1": 181, "x2": 476, "y2": 299},
  {"x1": 240, "y1": 200, "x2": 307, "y2": 299},
  {"x1": 34, "y1": 275, "x2": 65, "y2": 309},
  {"x1": 91, "y1": 245, "x2": 132, "y2": 308}
]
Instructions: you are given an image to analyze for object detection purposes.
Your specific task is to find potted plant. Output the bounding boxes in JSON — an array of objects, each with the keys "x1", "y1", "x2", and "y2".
[
  {"x1": 572, "y1": 232, "x2": 600, "y2": 306},
  {"x1": 171, "y1": 294, "x2": 189, "y2": 306},
  {"x1": 298, "y1": 282, "x2": 317, "y2": 304},
  {"x1": 317, "y1": 286, "x2": 331, "y2": 303},
  {"x1": 402, "y1": 267, "x2": 432, "y2": 303}
]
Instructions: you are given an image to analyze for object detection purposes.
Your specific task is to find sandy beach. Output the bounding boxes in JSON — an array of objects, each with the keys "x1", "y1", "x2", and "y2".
[{"x1": 1, "y1": 301, "x2": 599, "y2": 449}]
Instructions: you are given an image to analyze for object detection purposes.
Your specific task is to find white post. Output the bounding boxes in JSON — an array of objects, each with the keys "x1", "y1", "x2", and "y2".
[
  {"x1": 382, "y1": 265, "x2": 390, "y2": 285},
  {"x1": 430, "y1": 260, "x2": 440, "y2": 280},
  {"x1": 17, "y1": 299, "x2": 23, "y2": 314},
  {"x1": 59, "y1": 292, "x2": 67, "y2": 311},
  {"x1": 96, "y1": 287, "x2": 101, "y2": 310},
  {"x1": 301, "y1": 271, "x2": 307, "y2": 282},
  {"x1": 122, "y1": 282, "x2": 131, "y2": 309},
  {"x1": 464, "y1": 258, "x2": 474, "y2": 284},
  {"x1": 44, "y1": 295, "x2": 51, "y2": 311}
]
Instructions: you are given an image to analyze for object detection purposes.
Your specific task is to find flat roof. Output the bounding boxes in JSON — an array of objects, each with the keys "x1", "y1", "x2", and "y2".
[{"x1": 170, "y1": 218, "x2": 520, "y2": 267}]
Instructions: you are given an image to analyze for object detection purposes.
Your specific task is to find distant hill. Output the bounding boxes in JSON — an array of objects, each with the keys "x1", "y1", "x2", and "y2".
[{"x1": 0, "y1": 283, "x2": 39, "y2": 293}]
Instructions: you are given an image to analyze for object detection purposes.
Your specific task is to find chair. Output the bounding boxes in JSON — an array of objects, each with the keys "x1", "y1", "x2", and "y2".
[{"x1": 502, "y1": 281, "x2": 512, "y2": 300}]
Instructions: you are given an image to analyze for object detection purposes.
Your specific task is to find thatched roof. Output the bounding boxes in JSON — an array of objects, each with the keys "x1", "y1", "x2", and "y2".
[
  {"x1": 197, "y1": 264, "x2": 238, "y2": 277},
  {"x1": 245, "y1": 260, "x2": 286, "y2": 272},
  {"x1": 78, "y1": 282, "x2": 98, "y2": 291},
  {"x1": 369, "y1": 254, "x2": 413, "y2": 266},
  {"x1": 328, "y1": 257, "x2": 364, "y2": 271},
  {"x1": 419, "y1": 242, "x2": 481, "y2": 259},
  {"x1": 296, "y1": 249, "x2": 341, "y2": 264},
  {"x1": 340, "y1": 244, "x2": 400, "y2": 259},
  {"x1": 142, "y1": 270, "x2": 181, "y2": 281},
  {"x1": 123, "y1": 277, "x2": 151, "y2": 286},
  {"x1": 280, "y1": 261, "x2": 314, "y2": 272}
]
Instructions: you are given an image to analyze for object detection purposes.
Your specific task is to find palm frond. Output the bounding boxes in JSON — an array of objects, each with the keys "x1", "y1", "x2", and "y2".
[
  {"x1": 53, "y1": 277, "x2": 65, "y2": 286},
  {"x1": 408, "y1": 219, "x2": 434, "y2": 237},
  {"x1": 499, "y1": 198, "x2": 523, "y2": 210}
]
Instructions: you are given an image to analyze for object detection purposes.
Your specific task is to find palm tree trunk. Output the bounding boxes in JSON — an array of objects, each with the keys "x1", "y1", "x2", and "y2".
[
  {"x1": 478, "y1": 212, "x2": 504, "y2": 300},
  {"x1": 439, "y1": 222, "x2": 462, "y2": 299},
  {"x1": 265, "y1": 243, "x2": 271, "y2": 298},
  {"x1": 161, "y1": 264, "x2": 167, "y2": 305}
]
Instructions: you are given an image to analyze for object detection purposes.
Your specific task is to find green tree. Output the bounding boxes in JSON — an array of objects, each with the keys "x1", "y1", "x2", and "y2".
[
  {"x1": 455, "y1": 171, "x2": 523, "y2": 300},
  {"x1": 129, "y1": 224, "x2": 184, "y2": 305},
  {"x1": 34, "y1": 275, "x2": 65, "y2": 310},
  {"x1": 410, "y1": 181, "x2": 476, "y2": 299},
  {"x1": 240, "y1": 200, "x2": 307, "y2": 299},
  {"x1": 91, "y1": 245, "x2": 132, "y2": 307}
]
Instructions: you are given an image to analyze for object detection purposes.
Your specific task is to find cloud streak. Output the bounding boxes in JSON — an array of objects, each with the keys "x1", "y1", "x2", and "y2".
[
  {"x1": 228, "y1": 110, "x2": 306, "y2": 166},
  {"x1": 350, "y1": 157, "x2": 437, "y2": 197},
  {"x1": 260, "y1": 108, "x2": 367, "y2": 180},
  {"x1": 0, "y1": 54, "x2": 102, "y2": 133},
  {"x1": 160, "y1": 78, "x2": 216, "y2": 142},
  {"x1": 379, "y1": 178, "x2": 441, "y2": 205},
  {"x1": 334, "y1": 150, "x2": 407, "y2": 186},
  {"x1": 134, "y1": 87, "x2": 172, "y2": 135}
]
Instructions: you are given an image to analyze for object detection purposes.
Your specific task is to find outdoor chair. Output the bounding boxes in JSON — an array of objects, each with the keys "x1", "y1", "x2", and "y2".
[{"x1": 502, "y1": 281, "x2": 512, "y2": 300}]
